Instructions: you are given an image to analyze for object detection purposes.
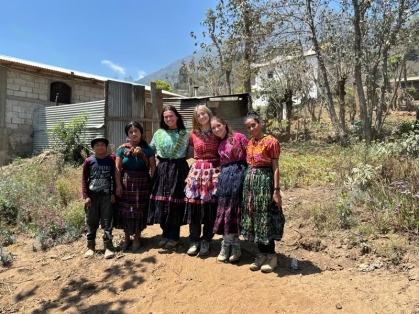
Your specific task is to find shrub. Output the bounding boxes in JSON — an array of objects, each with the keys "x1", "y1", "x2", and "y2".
[
  {"x1": 64, "y1": 200, "x2": 86, "y2": 232},
  {"x1": 48, "y1": 112, "x2": 91, "y2": 163},
  {"x1": 0, "y1": 246, "x2": 13, "y2": 267}
]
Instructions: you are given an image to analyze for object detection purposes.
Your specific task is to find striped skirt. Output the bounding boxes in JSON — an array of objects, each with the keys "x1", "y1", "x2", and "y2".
[
  {"x1": 213, "y1": 160, "x2": 247, "y2": 235},
  {"x1": 148, "y1": 158, "x2": 189, "y2": 226},
  {"x1": 241, "y1": 167, "x2": 285, "y2": 245},
  {"x1": 114, "y1": 169, "x2": 151, "y2": 235}
]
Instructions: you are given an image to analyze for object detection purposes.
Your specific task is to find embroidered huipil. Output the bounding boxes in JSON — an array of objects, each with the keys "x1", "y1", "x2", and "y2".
[
  {"x1": 150, "y1": 129, "x2": 189, "y2": 159},
  {"x1": 185, "y1": 130, "x2": 221, "y2": 202},
  {"x1": 218, "y1": 133, "x2": 249, "y2": 166},
  {"x1": 246, "y1": 135, "x2": 281, "y2": 166}
]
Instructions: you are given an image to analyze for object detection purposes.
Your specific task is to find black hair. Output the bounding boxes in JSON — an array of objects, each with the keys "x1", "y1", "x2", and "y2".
[
  {"x1": 125, "y1": 121, "x2": 149, "y2": 147},
  {"x1": 244, "y1": 111, "x2": 261, "y2": 124},
  {"x1": 160, "y1": 105, "x2": 186, "y2": 130}
]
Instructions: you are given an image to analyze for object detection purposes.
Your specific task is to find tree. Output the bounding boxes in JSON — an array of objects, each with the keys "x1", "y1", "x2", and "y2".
[{"x1": 152, "y1": 80, "x2": 174, "y2": 92}]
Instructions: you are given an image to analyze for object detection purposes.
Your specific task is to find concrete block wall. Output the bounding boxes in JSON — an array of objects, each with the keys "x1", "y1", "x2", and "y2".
[
  {"x1": 1, "y1": 68, "x2": 105, "y2": 163},
  {"x1": 74, "y1": 84, "x2": 103, "y2": 103}
]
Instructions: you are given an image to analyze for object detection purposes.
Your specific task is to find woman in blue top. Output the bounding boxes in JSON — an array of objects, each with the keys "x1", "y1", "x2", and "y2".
[
  {"x1": 148, "y1": 106, "x2": 190, "y2": 249},
  {"x1": 114, "y1": 121, "x2": 156, "y2": 251}
]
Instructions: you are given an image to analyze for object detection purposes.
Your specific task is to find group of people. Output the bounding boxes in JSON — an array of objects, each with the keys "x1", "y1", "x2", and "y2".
[{"x1": 81, "y1": 105, "x2": 285, "y2": 273}]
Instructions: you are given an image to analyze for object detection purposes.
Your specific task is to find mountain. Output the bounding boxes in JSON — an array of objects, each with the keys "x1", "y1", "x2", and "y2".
[{"x1": 135, "y1": 49, "x2": 212, "y2": 88}]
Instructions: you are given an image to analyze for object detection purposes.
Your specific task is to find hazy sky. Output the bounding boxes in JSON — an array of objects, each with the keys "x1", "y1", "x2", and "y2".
[{"x1": 0, "y1": 0, "x2": 218, "y2": 80}]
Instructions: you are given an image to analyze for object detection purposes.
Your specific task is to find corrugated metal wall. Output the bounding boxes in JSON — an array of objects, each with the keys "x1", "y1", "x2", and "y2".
[
  {"x1": 32, "y1": 80, "x2": 164, "y2": 156},
  {"x1": 105, "y1": 81, "x2": 161, "y2": 151},
  {"x1": 163, "y1": 94, "x2": 249, "y2": 135},
  {"x1": 32, "y1": 100, "x2": 105, "y2": 154},
  {"x1": 164, "y1": 98, "x2": 207, "y2": 129}
]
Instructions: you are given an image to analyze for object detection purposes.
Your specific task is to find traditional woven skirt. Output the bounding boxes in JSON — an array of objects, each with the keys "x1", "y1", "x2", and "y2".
[
  {"x1": 114, "y1": 169, "x2": 151, "y2": 235},
  {"x1": 241, "y1": 167, "x2": 285, "y2": 245},
  {"x1": 213, "y1": 160, "x2": 247, "y2": 235},
  {"x1": 148, "y1": 157, "x2": 189, "y2": 226},
  {"x1": 184, "y1": 158, "x2": 220, "y2": 224}
]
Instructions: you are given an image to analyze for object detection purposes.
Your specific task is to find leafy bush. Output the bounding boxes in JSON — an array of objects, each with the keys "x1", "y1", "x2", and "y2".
[
  {"x1": 64, "y1": 200, "x2": 86, "y2": 232},
  {"x1": 0, "y1": 154, "x2": 84, "y2": 249},
  {"x1": 48, "y1": 112, "x2": 91, "y2": 163},
  {"x1": 0, "y1": 246, "x2": 12, "y2": 267}
]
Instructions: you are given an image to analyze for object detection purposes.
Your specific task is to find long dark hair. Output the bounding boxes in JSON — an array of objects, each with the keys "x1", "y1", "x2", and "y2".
[
  {"x1": 160, "y1": 105, "x2": 186, "y2": 130},
  {"x1": 211, "y1": 116, "x2": 234, "y2": 142},
  {"x1": 125, "y1": 121, "x2": 148, "y2": 147}
]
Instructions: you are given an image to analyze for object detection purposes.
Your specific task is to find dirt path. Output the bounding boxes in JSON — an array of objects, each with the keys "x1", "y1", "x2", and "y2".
[{"x1": 1, "y1": 188, "x2": 418, "y2": 314}]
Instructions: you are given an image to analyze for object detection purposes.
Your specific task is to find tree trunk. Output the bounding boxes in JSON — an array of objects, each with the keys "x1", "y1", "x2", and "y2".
[
  {"x1": 226, "y1": 69, "x2": 232, "y2": 95},
  {"x1": 285, "y1": 89, "x2": 293, "y2": 139},
  {"x1": 352, "y1": 0, "x2": 371, "y2": 144},
  {"x1": 338, "y1": 76, "x2": 347, "y2": 129}
]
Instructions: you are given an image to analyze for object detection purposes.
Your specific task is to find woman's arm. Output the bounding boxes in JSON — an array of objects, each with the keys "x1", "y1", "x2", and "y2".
[
  {"x1": 149, "y1": 156, "x2": 156, "y2": 178},
  {"x1": 115, "y1": 156, "x2": 123, "y2": 197},
  {"x1": 271, "y1": 158, "x2": 282, "y2": 207}
]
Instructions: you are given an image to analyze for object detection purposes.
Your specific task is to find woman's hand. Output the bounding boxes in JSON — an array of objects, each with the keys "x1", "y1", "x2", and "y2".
[
  {"x1": 116, "y1": 185, "x2": 123, "y2": 197},
  {"x1": 273, "y1": 190, "x2": 282, "y2": 208}
]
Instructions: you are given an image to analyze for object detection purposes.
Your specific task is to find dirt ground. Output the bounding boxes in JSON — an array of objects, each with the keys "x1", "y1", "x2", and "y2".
[{"x1": 1, "y1": 187, "x2": 419, "y2": 314}]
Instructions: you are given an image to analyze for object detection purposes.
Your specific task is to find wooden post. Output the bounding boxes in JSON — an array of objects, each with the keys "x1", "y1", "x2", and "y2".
[{"x1": 151, "y1": 82, "x2": 160, "y2": 136}]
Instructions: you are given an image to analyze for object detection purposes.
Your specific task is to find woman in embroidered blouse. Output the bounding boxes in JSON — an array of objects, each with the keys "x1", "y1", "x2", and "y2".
[
  {"x1": 114, "y1": 121, "x2": 156, "y2": 251},
  {"x1": 242, "y1": 112, "x2": 285, "y2": 273},
  {"x1": 148, "y1": 106, "x2": 190, "y2": 249},
  {"x1": 184, "y1": 105, "x2": 221, "y2": 256},
  {"x1": 211, "y1": 116, "x2": 248, "y2": 263}
]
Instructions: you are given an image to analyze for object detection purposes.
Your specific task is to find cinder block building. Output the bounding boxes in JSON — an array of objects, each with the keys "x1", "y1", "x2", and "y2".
[{"x1": 0, "y1": 55, "x2": 179, "y2": 165}]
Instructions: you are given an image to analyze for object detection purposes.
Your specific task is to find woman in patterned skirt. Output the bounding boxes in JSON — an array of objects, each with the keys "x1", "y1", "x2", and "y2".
[
  {"x1": 148, "y1": 106, "x2": 190, "y2": 249},
  {"x1": 184, "y1": 105, "x2": 221, "y2": 256},
  {"x1": 114, "y1": 121, "x2": 156, "y2": 251},
  {"x1": 242, "y1": 112, "x2": 285, "y2": 273},
  {"x1": 211, "y1": 116, "x2": 248, "y2": 263}
]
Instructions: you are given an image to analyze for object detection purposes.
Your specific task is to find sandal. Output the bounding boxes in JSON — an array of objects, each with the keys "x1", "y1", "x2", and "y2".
[
  {"x1": 132, "y1": 240, "x2": 141, "y2": 251},
  {"x1": 120, "y1": 240, "x2": 131, "y2": 251}
]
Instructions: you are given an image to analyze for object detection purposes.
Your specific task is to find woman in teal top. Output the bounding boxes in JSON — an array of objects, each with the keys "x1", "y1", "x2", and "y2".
[
  {"x1": 148, "y1": 106, "x2": 190, "y2": 249},
  {"x1": 114, "y1": 121, "x2": 156, "y2": 251}
]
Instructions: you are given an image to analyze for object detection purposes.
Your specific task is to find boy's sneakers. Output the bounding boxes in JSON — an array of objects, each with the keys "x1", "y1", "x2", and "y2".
[
  {"x1": 103, "y1": 240, "x2": 115, "y2": 259},
  {"x1": 229, "y1": 244, "x2": 242, "y2": 263},
  {"x1": 165, "y1": 240, "x2": 179, "y2": 249},
  {"x1": 217, "y1": 241, "x2": 231, "y2": 262},
  {"x1": 158, "y1": 237, "x2": 169, "y2": 248},
  {"x1": 187, "y1": 242, "x2": 200, "y2": 256},
  {"x1": 84, "y1": 240, "x2": 95, "y2": 258},
  {"x1": 261, "y1": 254, "x2": 278, "y2": 273},
  {"x1": 249, "y1": 253, "x2": 267, "y2": 271},
  {"x1": 199, "y1": 240, "x2": 210, "y2": 256}
]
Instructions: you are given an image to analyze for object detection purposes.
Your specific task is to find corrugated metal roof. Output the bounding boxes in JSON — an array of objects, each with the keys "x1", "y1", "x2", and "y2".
[
  {"x1": 0, "y1": 54, "x2": 182, "y2": 98},
  {"x1": 32, "y1": 100, "x2": 105, "y2": 154}
]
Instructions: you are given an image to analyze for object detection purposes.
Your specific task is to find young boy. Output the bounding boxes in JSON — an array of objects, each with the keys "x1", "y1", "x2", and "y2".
[{"x1": 81, "y1": 136, "x2": 116, "y2": 259}]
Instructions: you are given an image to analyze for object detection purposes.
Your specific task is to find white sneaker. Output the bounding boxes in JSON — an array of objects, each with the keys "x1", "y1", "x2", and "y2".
[
  {"x1": 217, "y1": 241, "x2": 231, "y2": 262},
  {"x1": 249, "y1": 253, "x2": 267, "y2": 271},
  {"x1": 261, "y1": 254, "x2": 278, "y2": 273},
  {"x1": 199, "y1": 240, "x2": 210, "y2": 256},
  {"x1": 229, "y1": 244, "x2": 242, "y2": 263},
  {"x1": 187, "y1": 242, "x2": 200, "y2": 256}
]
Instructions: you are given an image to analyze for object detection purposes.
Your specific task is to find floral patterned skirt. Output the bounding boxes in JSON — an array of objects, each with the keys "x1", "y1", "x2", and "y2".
[
  {"x1": 241, "y1": 167, "x2": 285, "y2": 245},
  {"x1": 184, "y1": 158, "x2": 220, "y2": 224},
  {"x1": 213, "y1": 160, "x2": 247, "y2": 235},
  {"x1": 184, "y1": 158, "x2": 220, "y2": 202}
]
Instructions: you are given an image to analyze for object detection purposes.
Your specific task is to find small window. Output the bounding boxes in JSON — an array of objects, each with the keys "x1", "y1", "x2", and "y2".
[
  {"x1": 50, "y1": 82, "x2": 71, "y2": 104},
  {"x1": 267, "y1": 71, "x2": 274, "y2": 79}
]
